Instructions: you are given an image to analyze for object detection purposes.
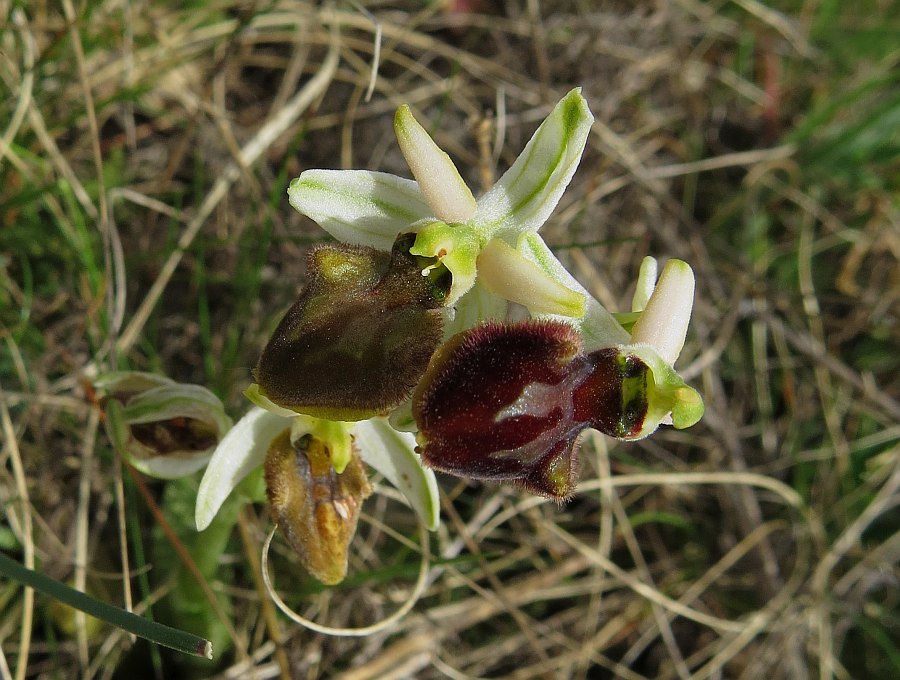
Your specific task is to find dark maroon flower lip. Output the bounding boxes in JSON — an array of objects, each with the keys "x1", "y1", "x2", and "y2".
[
  {"x1": 412, "y1": 320, "x2": 650, "y2": 499},
  {"x1": 254, "y1": 234, "x2": 450, "y2": 421}
]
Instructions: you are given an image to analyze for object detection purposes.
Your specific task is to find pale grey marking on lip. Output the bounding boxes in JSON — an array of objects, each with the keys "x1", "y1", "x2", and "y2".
[
  {"x1": 487, "y1": 359, "x2": 593, "y2": 464},
  {"x1": 494, "y1": 381, "x2": 560, "y2": 422}
]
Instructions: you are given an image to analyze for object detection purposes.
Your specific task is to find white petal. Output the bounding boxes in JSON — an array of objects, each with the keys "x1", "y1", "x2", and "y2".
[
  {"x1": 518, "y1": 233, "x2": 631, "y2": 348},
  {"x1": 288, "y1": 170, "x2": 432, "y2": 250},
  {"x1": 630, "y1": 259, "x2": 695, "y2": 365},
  {"x1": 195, "y1": 407, "x2": 288, "y2": 531},
  {"x1": 477, "y1": 238, "x2": 585, "y2": 317},
  {"x1": 631, "y1": 256, "x2": 658, "y2": 312},
  {"x1": 472, "y1": 88, "x2": 593, "y2": 237},
  {"x1": 394, "y1": 105, "x2": 476, "y2": 223},
  {"x1": 352, "y1": 418, "x2": 440, "y2": 531}
]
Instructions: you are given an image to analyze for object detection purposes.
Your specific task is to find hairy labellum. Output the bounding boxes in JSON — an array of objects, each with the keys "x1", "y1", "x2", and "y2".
[
  {"x1": 264, "y1": 430, "x2": 372, "y2": 585},
  {"x1": 255, "y1": 234, "x2": 449, "y2": 421},
  {"x1": 412, "y1": 320, "x2": 649, "y2": 499}
]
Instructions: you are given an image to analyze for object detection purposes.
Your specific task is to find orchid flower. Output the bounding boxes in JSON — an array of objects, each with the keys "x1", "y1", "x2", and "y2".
[
  {"x1": 194, "y1": 88, "x2": 704, "y2": 585},
  {"x1": 412, "y1": 255, "x2": 704, "y2": 499},
  {"x1": 286, "y1": 89, "x2": 597, "y2": 334}
]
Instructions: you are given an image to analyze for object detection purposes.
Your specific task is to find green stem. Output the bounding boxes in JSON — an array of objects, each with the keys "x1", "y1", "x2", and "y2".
[
  {"x1": 125, "y1": 470, "x2": 164, "y2": 674},
  {"x1": 0, "y1": 551, "x2": 212, "y2": 659}
]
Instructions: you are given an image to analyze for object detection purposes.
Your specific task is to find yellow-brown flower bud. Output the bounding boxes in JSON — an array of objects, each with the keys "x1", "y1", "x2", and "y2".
[{"x1": 264, "y1": 430, "x2": 372, "y2": 585}]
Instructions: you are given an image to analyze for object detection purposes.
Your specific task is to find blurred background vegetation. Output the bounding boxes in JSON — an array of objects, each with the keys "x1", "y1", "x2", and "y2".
[{"x1": 1, "y1": 1, "x2": 897, "y2": 678}]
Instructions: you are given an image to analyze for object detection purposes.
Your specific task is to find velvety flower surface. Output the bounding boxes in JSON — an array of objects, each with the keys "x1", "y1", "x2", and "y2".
[
  {"x1": 413, "y1": 320, "x2": 582, "y2": 498},
  {"x1": 412, "y1": 320, "x2": 684, "y2": 499},
  {"x1": 254, "y1": 235, "x2": 450, "y2": 421}
]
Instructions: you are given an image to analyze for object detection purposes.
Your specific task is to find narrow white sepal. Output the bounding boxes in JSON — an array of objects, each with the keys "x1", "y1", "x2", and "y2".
[
  {"x1": 630, "y1": 259, "x2": 695, "y2": 365},
  {"x1": 287, "y1": 169, "x2": 432, "y2": 250},
  {"x1": 395, "y1": 105, "x2": 476, "y2": 223},
  {"x1": 352, "y1": 418, "x2": 440, "y2": 531},
  {"x1": 472, "y1": 88, "x2": 594, "y2": 237},
  {"x1": 195, "y1": 407, "x2": 288, "y2": 531}
]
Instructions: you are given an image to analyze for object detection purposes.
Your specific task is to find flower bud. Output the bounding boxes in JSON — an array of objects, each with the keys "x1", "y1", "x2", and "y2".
[
  {"x1": 96, "y1": 372, "x2": 232, "y2": 479},
  {"x1": 264, "y1": 428, "x2": 372, "y2": 585}
]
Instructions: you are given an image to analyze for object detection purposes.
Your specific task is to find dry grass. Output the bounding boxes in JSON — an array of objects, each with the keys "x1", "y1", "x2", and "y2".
[{"x1": 1, "y1": 1, "x2": 898, "y2": 678}]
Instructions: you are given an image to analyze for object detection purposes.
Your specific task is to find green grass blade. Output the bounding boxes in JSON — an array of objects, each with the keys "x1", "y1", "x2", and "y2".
[{"x1": 0, "y1": 552, "x2": 213, "y2": 660}]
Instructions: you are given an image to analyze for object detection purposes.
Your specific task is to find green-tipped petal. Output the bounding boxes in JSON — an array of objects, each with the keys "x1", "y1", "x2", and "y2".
[
  {"x1": 352, "y1": 418, "x2": 440, "y2": 531},
  {"x1": 472, "y1": 88, "x2": 594, "y2": 237},
  {"x1": 477, "y1": 238, "x2": 585, "y2": 317},
  {"x1": 518, "y1": 233, "x2": 630, "y2": 347},
  {"x1": 195, "y1": 407, "x2": 288, "y2": 531},
  {"x1": 287, "y1": 170, "x2": 432, "y2": 250},
  {"x1": 394, "y1": 105, "x2": 476, "y2": 223},
  {"x1": 630, "y1": 259, "x2": 695, "y2": 365}
]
